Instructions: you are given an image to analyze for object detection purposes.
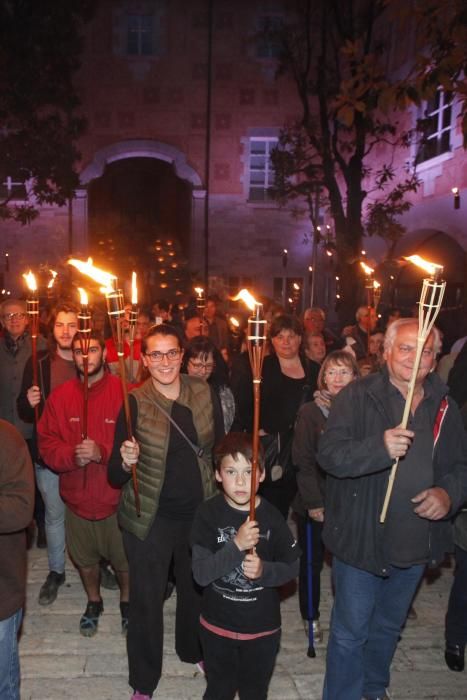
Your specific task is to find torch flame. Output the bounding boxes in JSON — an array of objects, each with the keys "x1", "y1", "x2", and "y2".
[
  {"x1": 373, "y1": 280, "x2": 381, "y2": 289},
  {"x1": 194, "y1": 287, "x2": 204, "y2": 296},
  {"x1": 360, "y1": 261, "x2": 374, "y2": 276},
  {"x1": 77, "y1": 287, "x2": 88, "y2": 306},
  {"x1": 68, "y1": 258, "x2": 117, "y2": 293},
  {"x1": 232, "y1": 288, "x2": 258, "y2": 311},
  {"x1": 293, "y1": 282, "x2": 300, "y2": 290},
  {"x1": 47, "y1": 270, "x2": 58, "y2": 289},
  {"x1": 230, "y1": 316, "x2": 240, "y2": 328},
  {"x1": 131, "y1": 271, "x2": 138, "y2": 305},
  {"x1": 405, "y1": 255, "x2": 443, "y2": 277},
  {"x1": 23, "y1": 270, "x2": 37, "y2": 292}
]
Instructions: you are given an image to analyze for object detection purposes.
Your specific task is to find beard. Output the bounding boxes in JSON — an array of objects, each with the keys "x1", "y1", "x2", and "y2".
[{"x1": 77, "y1": 358, "x2": 104, "y2": 378}]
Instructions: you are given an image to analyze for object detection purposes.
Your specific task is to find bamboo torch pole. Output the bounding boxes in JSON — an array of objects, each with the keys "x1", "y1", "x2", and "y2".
[
  {"x1": 233, "y1": 289, "x2": 267, "y2": 522},
  {"x1": 128, "y1": 272, "x2": 139, "y2": 383},
  {"x1": 23, "y1": 271, "x2": 40, "y2": 424},
  {"x1": 68, "y1": 258, "x2": 141, "y2": 516},
  {"x1": 380, "y1": 256, "x2": 445, "y2": 523}
]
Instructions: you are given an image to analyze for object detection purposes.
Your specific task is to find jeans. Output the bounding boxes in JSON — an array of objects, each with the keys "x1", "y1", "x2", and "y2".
[
  {"x1": 0, "y1": 609, "x2": 23, "y2": 700},
  {"x1": 35, "y1": 464, "x2": 66, "y2": 574},
  {"x1": 445, "y1": 545, "x2": 467, "y2": 647},
  {"x1": 323, "y1": 557, "x2": 424, "y2": 700}
]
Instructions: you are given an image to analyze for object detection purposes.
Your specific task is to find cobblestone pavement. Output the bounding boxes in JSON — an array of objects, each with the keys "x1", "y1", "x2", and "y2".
[{"x1": 19, "y1": 546, "x2": 465, "y2": 699}]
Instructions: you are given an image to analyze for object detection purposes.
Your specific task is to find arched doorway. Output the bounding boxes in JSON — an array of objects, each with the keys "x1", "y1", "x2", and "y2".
[{"x1": 77, "y1": 140, "x2": 206, "y2": 301}]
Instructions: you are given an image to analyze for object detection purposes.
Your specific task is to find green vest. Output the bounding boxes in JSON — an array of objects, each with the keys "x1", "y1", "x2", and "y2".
[{"x1": 118, "y1": 374, "x2": 217, "y2": 540}]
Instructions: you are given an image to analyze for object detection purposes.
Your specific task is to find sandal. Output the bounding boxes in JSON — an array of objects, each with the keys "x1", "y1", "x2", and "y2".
[{"x1": 79, "y1": 599, "x2": 104, "y2": 637}]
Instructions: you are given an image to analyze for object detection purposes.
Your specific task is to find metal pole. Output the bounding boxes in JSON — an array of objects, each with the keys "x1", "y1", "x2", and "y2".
[{"x1": 203, "y1": 0, "x2": 213, "y2": 289}]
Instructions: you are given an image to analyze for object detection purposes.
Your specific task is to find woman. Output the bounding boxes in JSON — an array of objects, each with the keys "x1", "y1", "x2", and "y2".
[
  {"x1": 258, "y1": 314, "x2": 319, "y2": 519},
  {"x1": 292, "y1": 350, "x2": 360, "y2": 643},
  {"x1": 182, "y1": 335, "x2": 235, "y2": 433}
]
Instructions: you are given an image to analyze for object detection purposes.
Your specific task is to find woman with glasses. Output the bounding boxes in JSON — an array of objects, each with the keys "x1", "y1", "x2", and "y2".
[
  {"x1": 292, "y1": 350, "x2": 360, "y2": 644},
  {"x1": 181, "y1": 336, "x2": 235, "y2": 433}
]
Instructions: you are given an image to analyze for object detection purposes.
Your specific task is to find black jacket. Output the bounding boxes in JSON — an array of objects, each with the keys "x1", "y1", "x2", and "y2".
[
  {"x1": 17, "y1": 351, "x2": 54, "y2": 463},
  {"x1": 318, "y1": 368, "x2": 467, "y2": 576}
]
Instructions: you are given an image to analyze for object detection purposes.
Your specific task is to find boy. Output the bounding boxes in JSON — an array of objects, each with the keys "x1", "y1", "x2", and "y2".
[{"x1": 191, "y1": 433, "x2": 300, "y2": 700}]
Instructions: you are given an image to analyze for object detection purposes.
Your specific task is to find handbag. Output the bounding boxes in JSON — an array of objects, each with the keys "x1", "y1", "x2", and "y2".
[{"x1": 261, "y1": 381, "x2": 313, "y2": 483}]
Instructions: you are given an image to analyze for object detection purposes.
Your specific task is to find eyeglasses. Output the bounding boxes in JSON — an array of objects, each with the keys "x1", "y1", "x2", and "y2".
[
  {"x1": 72, "y1": 346, "x2": 101, "y2": 357},
  {"x1": 145, "y1": 348, "x2": 181, "y2": 363},
  {"x1": 325, "y1": 368, "x2": 353, "y2": 377},
  {"x1": 2, "y1": 312, "x2": 27, "y2": 321},
  {"x1": 189, "y1": 360, "x2": 215, "y2": 372}
]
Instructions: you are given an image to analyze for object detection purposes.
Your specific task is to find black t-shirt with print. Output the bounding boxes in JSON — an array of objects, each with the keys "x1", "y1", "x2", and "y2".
[{"x1": 191, "y1": 494, "x2": 299, "y2": 634}]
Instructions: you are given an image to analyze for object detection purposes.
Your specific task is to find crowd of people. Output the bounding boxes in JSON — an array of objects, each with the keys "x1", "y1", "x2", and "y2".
[{"x1": 1, "y1": 291, "x2": 467, "y2": 700}]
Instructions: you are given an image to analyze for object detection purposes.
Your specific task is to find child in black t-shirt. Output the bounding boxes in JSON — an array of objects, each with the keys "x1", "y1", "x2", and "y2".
[{"x1": 191, "y1": 433, "x2": 300, "y2": 700}]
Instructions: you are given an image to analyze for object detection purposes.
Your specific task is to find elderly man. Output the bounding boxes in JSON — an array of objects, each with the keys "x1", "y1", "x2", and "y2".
[
  {"x1": 0, "y1": 298, "x2": 47, "y2": 550},
  {"x1": 342, "y1": 305, "x2": 378, "y2": 360},
  {"x1": 318, "y1": 318, "x2": 467, "y2": 700}
]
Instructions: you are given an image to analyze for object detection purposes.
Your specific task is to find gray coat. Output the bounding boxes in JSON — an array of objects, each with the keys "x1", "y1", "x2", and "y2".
[{"x1": 0, "y1": 332, "x2": 46, "y2": 439}]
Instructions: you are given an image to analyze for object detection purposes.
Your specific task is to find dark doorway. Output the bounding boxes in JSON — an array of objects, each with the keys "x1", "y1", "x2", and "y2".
[{"x1": 87, "y1": 157, "x2": 192, "y2": 301}]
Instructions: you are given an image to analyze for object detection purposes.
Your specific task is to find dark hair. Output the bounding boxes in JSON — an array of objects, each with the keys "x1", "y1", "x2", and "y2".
[
  {"x1": 48, "y1": 301, "x2": 79, "y2": 351},
  {"x1": 269, "y1": 313, "x2": 303, "y2": 340},
  {"x1": 72, "y1": 329, "x2": 105, "y2": 351},
  {"x1": 181, "y1": 335, "x2": 230, "y2": 388},
  {"x1": 141, "y1": 323, "x2": 184, "y2": 354},
  {"x1": 155, "y1": 298, "x2": 170, "y2": 313},
  {"x1": 214, "y1": 433, "x2": 264, "y2": 473}
]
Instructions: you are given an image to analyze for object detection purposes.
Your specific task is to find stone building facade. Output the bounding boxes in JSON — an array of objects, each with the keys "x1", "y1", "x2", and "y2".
[{"x1": 1, "y1": 0, "x2": 466, "y2": 319}]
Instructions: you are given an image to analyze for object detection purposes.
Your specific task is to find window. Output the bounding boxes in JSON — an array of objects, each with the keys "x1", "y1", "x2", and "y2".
[
  {"x1": 248, "y1": 137, "x2": 278, "y2": 202},
  {"x1": 416, "y1": 90, "x2": 453, "y2": 164},
  {"x1": 0, "y1": 175, "x2": 27, "y2": 201},
  {"x1": 127, "y1": 14, "x2": 154, "y2": 56},
  {"x1": 256, "y1": 15, "x2": 283, "y2": 59}
]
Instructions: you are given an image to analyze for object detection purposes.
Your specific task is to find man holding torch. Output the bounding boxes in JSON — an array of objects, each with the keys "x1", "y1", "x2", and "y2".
[
  {"x1": 37, "y1": 331, "x2": 129, "y2": 637},
  {"x1": 18, "y1": 303, "x2": 79, "y2": 606},
  {"x1": 318, "y1": 318, "x2": 467, "y2": 700}
]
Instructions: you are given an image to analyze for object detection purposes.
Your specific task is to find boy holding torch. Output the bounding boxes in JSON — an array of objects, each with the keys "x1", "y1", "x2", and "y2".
[{"x1": 191, "y1": 432, "x2": 299, "y2": 700}]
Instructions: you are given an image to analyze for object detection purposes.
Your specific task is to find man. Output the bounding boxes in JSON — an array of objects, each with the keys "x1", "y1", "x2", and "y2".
[
  {"x1": 0, "y1": 420, "x2": 34, "y2": 700},
  {"x1": 109, "y1": 324, "x2": 224, "y2": 700},
  {"x1": 0, "y1": 298, "x2": 47, "y2": 548},
  {"x1": 37, "y1": 332, "x2": 129, "y2": 637},
  {"x1": 303, "y1": 306, "x2": 340, "y2": 352},
  {"x1": 342, "y1": 305, "x2": 378, "y2": 360},
  {"x1": 18, "y1": 303, "x2": 79, "y2": 605},
  {"x1": 184, "y1": 311, "x2": 209, "y2": 341},
  {"x1": 204, "y1": 295, "x2": 230, "y2": 357},
  {"x1": 106, "y1": 309, "x2": 151, "y2": 382},
  {"x1": 318, "y1": 318, "x2": 467, "y2": 700}
]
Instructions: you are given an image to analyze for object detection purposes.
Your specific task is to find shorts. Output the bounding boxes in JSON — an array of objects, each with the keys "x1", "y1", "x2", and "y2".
[{"x1": 65, "y1": 507, "x2": 128, "y2": 571}]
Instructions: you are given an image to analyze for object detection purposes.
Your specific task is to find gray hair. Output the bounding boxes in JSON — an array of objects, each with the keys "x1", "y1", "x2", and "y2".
[
  {"x1": 383, "y1": 317, "x2": 442, "y2": 355},
  {"x1": 1, "y1": 298, "x2": 27, "y2": 316}
]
